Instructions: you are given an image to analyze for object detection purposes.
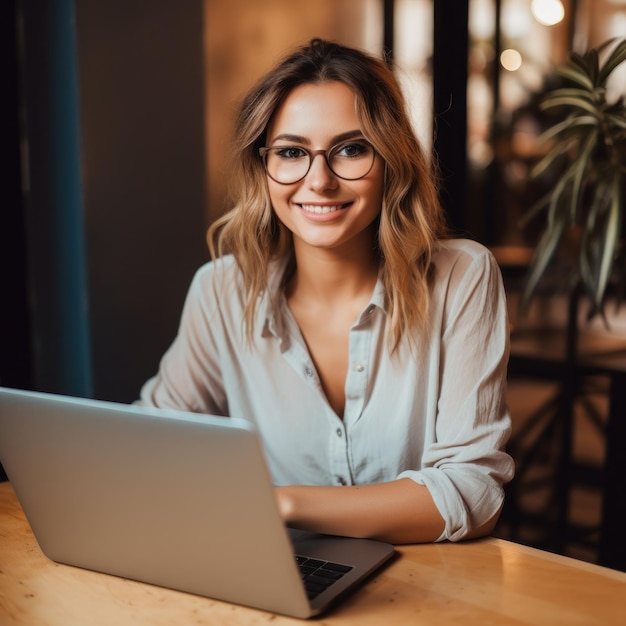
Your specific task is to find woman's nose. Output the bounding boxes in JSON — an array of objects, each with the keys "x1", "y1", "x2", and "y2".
[{"x1": 305, "y1": 153, "x2": 339, "y2": 191}]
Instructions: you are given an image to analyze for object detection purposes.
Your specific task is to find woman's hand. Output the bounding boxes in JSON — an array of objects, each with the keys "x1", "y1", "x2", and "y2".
[{"x1": 274, "y1": 478, "x2": 447, "y2": 544}]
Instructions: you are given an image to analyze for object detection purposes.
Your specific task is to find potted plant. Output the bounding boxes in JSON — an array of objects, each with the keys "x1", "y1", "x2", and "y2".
[
  {"x1": 520, "y1": 38, "x2": 626, "y2": 320},
  {"x1": 506, "y1": 40, "x2": 626, "y2": 555}
]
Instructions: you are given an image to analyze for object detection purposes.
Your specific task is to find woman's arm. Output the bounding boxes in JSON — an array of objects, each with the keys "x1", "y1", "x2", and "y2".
[{"x1": 275, "y1": 478, "x2": 447, "y2": 544}]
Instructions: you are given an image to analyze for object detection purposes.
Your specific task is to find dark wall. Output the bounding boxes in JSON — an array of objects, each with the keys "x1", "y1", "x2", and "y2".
[
  {"x1": 0, "y1": 1, "x2": 27, "y2": 482},
  {"x1": 433, "y1": 0, "x2": 469, "y2": 236},
  {"x1": 15, "y1": 0, "x2": 209, "y2": 403},
  {"x1": 74, "y1": 1, "x2": 209, "y2": 401},
  {"x1": 1, "y1": 1, "x2": 32, "y2": 395}
]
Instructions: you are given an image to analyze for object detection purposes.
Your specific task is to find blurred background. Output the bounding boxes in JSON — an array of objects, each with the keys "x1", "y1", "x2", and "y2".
[{"x1": 2, "y1": 0, "x2": 626, "y2": 569}]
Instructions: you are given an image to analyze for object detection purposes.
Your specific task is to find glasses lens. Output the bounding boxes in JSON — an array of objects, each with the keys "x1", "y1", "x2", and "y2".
[
  {"x1": 328, "y1": 141, "x2": 375, "y2": 180},
  {"x1": 264, "y1": 147, "x2": 310, "y2": 184},
  {"x1": 263, "y1": 141, "x2": 375, "y2": 184}
]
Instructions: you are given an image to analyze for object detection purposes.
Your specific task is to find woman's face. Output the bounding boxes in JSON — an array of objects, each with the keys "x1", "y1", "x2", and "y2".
[{"x1": 264, "y1": 81, "x2": 384, "y2": 255}]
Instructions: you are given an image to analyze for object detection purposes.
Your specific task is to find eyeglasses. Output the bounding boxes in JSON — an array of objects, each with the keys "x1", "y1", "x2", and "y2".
[{"x1": 259, "y1": 139, "x2": 376, "y2": 185}]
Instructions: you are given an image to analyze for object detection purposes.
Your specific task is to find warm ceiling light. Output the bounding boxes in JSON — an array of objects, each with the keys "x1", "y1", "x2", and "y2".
[
  {"x1": 501, "y1": 48, "x2": 523, "y2": 71},
  {"x1": 531, "y1": 0, "x2": 565, "y2": 26}
]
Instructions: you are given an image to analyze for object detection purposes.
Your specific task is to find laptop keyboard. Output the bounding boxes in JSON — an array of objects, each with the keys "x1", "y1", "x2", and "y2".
[{"x1": 296, "y1": 555, "x2": 353, "y2": 600}]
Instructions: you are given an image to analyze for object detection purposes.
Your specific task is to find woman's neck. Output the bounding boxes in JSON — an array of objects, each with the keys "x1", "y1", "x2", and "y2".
[{"x1": 286, "y1": 240, "x2": 380, "y2": 310}]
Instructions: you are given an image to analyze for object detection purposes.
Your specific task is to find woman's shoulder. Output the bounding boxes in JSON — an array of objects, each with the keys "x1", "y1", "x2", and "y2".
[
  {"x1": 194, "y1": 254, "x2": 238, "y2": 279},
  {"x1": 187, "y1": 255, "x2": 245, "y2": 301},
  {"x1": 431, "y1": 238, "x2": 502, "y2": 291},
  {"x1": 435, "y1": 237, "x2": 493, "y2": 260},
  {"x1": 189, "y1": 254, "x2": 284, "y2": 302},
  {"x1": 193, "y1": 255, "x2": 284, "y2": 284}
]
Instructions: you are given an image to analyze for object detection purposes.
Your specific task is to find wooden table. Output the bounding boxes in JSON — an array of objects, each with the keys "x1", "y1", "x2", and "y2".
[{"x1": 1, "y1": 483, "x2": 625, "y2": 624}]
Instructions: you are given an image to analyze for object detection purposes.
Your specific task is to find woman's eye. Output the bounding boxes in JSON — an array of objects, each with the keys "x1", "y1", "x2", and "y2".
[
  {"x1": 275, "y1": 147, "x2": 307, "y2": 160},
  {"x1": 335, "y1": 142, "x2": 370, "y2": 158}
]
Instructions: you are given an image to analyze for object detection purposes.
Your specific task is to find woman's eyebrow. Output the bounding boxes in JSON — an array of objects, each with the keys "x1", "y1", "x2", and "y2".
[
  {"x1": 332, "y1": 130, "x2": 366, "y2": 143},
  {"x1": 270, "y1": 133, "x2": 310, "y2": 145},
  {"x1": 269, "y1": 130, "x2": 365, "y2": 145}
]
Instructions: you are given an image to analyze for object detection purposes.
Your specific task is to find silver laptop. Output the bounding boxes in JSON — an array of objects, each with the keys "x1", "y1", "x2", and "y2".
[{"x1": 0, "y1": 386, "x2": 395, "y2": 618}]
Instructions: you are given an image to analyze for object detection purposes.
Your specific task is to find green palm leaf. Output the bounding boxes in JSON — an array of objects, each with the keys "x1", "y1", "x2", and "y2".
[
  {"x1": 606, "y1": 112, "x2": 626, "y2": 130},
  {"x1": 521, "y1": 214, "x2": 568, "y2": 313},
  {"x1": 519, "y1": 193, "x2": 551, "y2": 228},
  {"x1": 580, "y1": 181, "x2": 610, "y2": 293},
  {"x1": 542, "y1": 87, "x2": 596, "y2": 103},
  {"x1": 546, "y1": 171, "x2": 575, "y2": 229},
  {"x1": 540, "y1": 95, "x2": 599, "y2": 115},
  {"x1": 531, "y1": 140, "x2": 573, "y2": 179},
  {"x1": 568, "y1": 131, "x2": 598, "y2": 219},
  {"x1": 598, "y1": 39, "x2": 626, "y2": 85},
  {"x1": 595, "y1": 177, "x2": 622, "y2": 306},
  {"x1": 520, "y1": 38, "x2": 626, "y2": 315},
  {"x1": 556, "y1": 65, "x2": 594, "y2": 90},
  {"x1": 587, "y1": 48, "x2": 600, "y2": 86}
]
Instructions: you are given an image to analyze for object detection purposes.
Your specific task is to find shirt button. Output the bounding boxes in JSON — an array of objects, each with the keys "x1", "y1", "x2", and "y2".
[
  {"x1": 336, "y1": 476, "x2": 347, "y2": 486},
  {"x1": 354, "y1": 363, "x2": 365, "y2": 372},
  {"x1": 304, "y1": 367, "x2": 314, "y2": 377},
  {"x1": 336, "y1": 428, "x2": 343, "y2": 438}
]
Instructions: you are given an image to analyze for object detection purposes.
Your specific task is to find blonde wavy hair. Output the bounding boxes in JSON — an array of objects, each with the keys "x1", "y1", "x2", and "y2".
[{"x1": 208, "y1": 38, "x2": 447, "y2": 352}]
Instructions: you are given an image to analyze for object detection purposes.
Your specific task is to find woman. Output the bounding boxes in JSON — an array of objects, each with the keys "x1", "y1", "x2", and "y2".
[{"x1": 139, "y1": 39, "x2": 513, "y2": 544}]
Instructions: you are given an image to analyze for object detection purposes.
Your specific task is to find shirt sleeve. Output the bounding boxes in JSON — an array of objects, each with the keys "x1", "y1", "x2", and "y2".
[{"x1": 398, "y1": 244, "x2": 514, "y2": 541}]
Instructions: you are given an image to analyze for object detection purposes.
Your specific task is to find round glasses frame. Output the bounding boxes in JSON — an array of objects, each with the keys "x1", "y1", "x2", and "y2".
[{"x1": 258, "y1": 141, "x2": 377, "y2": 185}]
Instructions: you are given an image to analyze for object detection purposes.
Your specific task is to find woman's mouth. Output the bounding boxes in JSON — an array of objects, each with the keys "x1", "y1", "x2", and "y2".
[{"x1": 299, "y1": 203, "x2": 349, "y2": 214}]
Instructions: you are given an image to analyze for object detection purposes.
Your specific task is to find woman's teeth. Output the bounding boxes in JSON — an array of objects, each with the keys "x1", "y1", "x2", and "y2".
[{"x1": 300, "y1": 204, "x2": 343, "y2": 214}]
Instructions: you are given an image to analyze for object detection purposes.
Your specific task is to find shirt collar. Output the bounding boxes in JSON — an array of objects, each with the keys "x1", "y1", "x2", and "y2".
[
  {"x1": 369, "y1": 273, "x2": 387, "y2": 313},
  {"x1": 260, "y1": 259, "x2": 388, "y2": 342},
  {"x1": 260, "y1": 257, "x2": 290, "y2": 345}
]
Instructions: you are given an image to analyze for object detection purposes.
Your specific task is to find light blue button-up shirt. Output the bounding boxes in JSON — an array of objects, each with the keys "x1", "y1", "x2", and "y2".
[{"x1": 139, "y1": 238, "x2": 514, "y2": 541}]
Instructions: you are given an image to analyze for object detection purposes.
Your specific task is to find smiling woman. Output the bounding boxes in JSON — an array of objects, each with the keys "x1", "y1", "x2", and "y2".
[
  {"x1": 263, "y1": 81, "x2": 384, "y2": 257},
  {"x1": 137, "y1": 39, "x2": 514, "y2": 545}
]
